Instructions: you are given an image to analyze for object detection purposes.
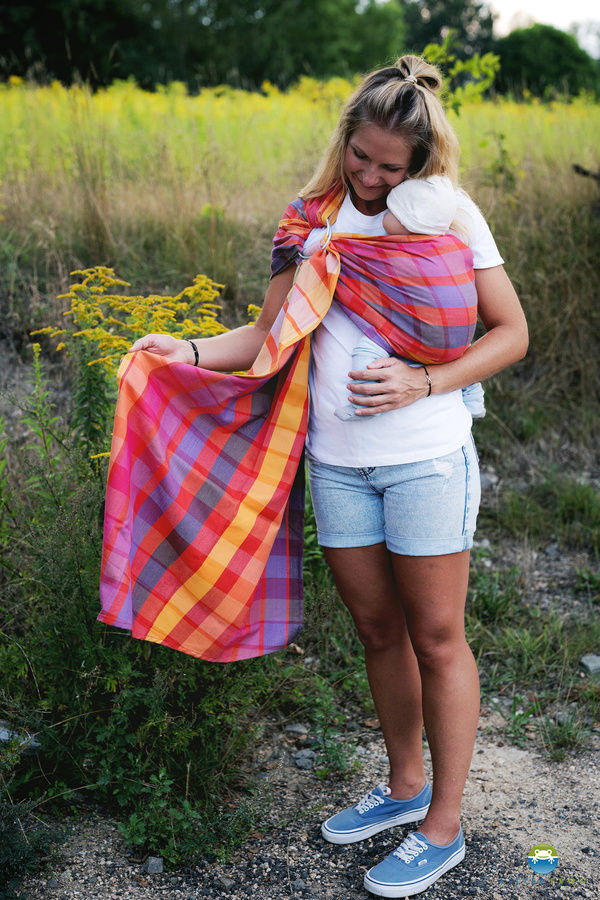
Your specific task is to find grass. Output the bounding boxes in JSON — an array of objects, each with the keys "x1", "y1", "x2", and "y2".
[
  {"x1": 486, "y1": 473, "x2": 600, "y2": 551},
  {"x1": 1, "y1": 79, "x2": 600, "y2": 425}
]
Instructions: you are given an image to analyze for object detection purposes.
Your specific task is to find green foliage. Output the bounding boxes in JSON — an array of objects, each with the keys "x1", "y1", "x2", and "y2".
[
  {"x1": 466, "y1": 551, "x2": 599, "y2": 758},
  {"x1": 540, "y1": 708, "x2": 587, "y2": 761},
  {"x1": 490, "y1": 695, "x2": 541, "y2": 747},
  {"x1": 403, "y1": 0, "x2": 496, "y2": 59},
  {"x1": 575, "y1": 567, "x2": 600, "y2": 605},
  {"x1": 0, "y1": 0, "x2": 406, "y2": 90},
  {"x1": 422, "y1": 31, "x2": 500, "y2": 113},
  {"x1": 0, "y1": 416, "x2": 9, "y2": 555},
  {"x1": 1, "y1": 731, "x2": 59, "y2": 900},
  {"x1": 495, "y1": 23, "x2": 600, "y2": 98},
  {"x1": 0, "y1": 345, "x2": 288, "y2": 869},
  {"x1": 494, "y1": 475, "x2": 600, "y2": 551},
  {"x1": 479, "y1": 131, "x2": 522, "y2": 194},
  {"x1": 466, "y1": 563, "x2": 521, "y2": 624},
  {"x1": 0, "y1": 796, "x2": 56, "y2": 900}
]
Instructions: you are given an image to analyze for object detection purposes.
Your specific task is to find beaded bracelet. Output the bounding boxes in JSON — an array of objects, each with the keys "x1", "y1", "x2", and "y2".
[
  {"x1": 422, "y1": 365, "x2": 432, "y2": 397},
  {"x1": 186, "y1": 339, "x2": 199, "y2": 366}
]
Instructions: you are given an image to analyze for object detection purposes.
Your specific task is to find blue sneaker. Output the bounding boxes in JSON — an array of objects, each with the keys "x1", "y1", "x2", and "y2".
[
  {"x1": 363, "y1": 827, "x2": 465, "y2": 897},
  {"x1": 321, "y1": 782, "x2": 431, "y2": 845}
]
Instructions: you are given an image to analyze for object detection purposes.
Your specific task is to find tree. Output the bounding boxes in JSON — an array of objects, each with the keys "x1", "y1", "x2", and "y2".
[
  {"x1": 401, "y1": 0, "x2": 496, "y2": 58},
  {"x1": 0, "y1": 0, "x2": 406, "y2": 89},
  {"x1": 495, "y1": 23, "x2": 600, "y2": 97},
  {"x1": 0, "y1": 0, "x2": 144, "y2": 84}
]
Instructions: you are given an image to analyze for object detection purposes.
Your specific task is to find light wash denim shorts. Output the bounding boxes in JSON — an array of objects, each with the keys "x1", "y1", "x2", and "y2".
[{"x1": 307, "y1": 436, "x2": 480, "y2": 556}]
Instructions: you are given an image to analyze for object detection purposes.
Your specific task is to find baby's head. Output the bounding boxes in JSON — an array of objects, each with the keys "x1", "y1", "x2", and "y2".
[{"x1": 383, "y1": 174, "x2": 457, "y2": 236}]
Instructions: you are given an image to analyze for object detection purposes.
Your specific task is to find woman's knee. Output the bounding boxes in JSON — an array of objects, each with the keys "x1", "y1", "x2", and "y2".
[
  {"x1": 352, "y1": 613, "x2": 409, "y2": 652},
  {"x1": 408, "y1": 625, "x2": 467, "y2": 672}
]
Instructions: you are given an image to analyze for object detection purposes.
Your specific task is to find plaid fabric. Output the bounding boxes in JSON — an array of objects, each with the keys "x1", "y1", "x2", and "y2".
[
  {"x1": 272, "y1": 183, "x2": 477, "y2": 364},
  {"x1": 99, "y1": 183, "x2": 477, "y2": 662}
]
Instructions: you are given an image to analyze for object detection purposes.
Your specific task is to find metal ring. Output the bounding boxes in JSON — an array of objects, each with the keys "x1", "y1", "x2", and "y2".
[{"x1": 321, "y1": 218, "x2": 333, "y2": 251}]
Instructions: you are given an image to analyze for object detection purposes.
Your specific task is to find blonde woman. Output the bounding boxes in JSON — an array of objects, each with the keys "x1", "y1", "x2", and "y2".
[{"x1": 129, "y1": 55, "x2": 528, "y2": 897}]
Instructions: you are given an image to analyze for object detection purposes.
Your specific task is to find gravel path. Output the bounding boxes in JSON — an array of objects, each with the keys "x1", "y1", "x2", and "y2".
[{"x1": 20, "y1": 714, "x2": 599, "y2": 900}]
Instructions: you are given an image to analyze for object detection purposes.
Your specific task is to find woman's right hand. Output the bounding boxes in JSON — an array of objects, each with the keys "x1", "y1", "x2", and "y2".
[{"x1": 129, "y1": 334, "x2": 194, "y2": 365}]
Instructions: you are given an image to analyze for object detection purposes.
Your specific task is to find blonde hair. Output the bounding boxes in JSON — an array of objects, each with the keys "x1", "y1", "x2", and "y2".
[{"x1": 300, "y1": 55, "x2": 460, "y2": 199}]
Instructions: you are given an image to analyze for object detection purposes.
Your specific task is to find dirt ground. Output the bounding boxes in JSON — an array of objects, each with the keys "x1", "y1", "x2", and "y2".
[{"x1": 18, "y1": 706, "x2": 599, "y2": 900}]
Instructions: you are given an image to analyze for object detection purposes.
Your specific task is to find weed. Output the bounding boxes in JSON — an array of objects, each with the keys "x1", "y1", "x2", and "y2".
[
  {"x1": 575, "y1": 567, "x2": 600, "y2": 604},
  {"x1": 493, "y1": 474, "x2": 600, "y2": 551},
  {"x1": 0, "y1": 797, "x2": 58, "y2": 900},
  {"x1": 539, "y1": 708, "x2": 588, "y2": 761},
  {"x1": 467, "y1": 564, "x2": 521, "y2": 624},
  {"x1": 480, "y1": 131, "x2": 522, "y2": 194},
  {"x1": 0, "y1": 350, "x2": 289, "y2": 866},
  {"x1": 490, "y1": 695, "x2": 541, "y2": 747}
]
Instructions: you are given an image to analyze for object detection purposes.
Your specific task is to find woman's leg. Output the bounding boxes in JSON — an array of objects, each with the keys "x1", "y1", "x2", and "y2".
[
  {"x1": 326, "y1": 544, "x2": 479, "y2": 846},
  {"x1": 390, "y1": 549, "x2": 479, "y2": 845},
  {"x1": 324, "y1": 543, "x2": 427, "y2": 799}
]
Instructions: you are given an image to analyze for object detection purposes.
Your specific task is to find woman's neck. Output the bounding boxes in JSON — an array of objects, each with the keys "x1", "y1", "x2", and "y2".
[{"x1": 348, "y1": 185, "x2": 387, "y2": 216}]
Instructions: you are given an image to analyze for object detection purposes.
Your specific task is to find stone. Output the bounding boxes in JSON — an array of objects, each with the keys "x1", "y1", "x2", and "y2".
[
  {"x1": 294, "y1": 748, "x2": 317, "y2": 770},
  {"x1": 214, "y1": 875, "x2": 236, "y2": 891},
  {"x1": 580, "y1": 654, "x2": 600, "y2": 676},
  {"x1": 293, "y1": 877, "x2": 306, "y2": 890},
  {"x1": 285, "y1": 723, "x2": 310, "y2": 735},
  {"x1": 142, "y1": 856, "x2": 164, "y2": 874},
  {"x1": 480, "y1": 474, "x2": 498, "y2": 491}
]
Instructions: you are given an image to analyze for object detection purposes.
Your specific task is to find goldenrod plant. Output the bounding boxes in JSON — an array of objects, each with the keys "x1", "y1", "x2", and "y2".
[{"x1": 32, "y1": 266, "x2": 227, "y2": 375}]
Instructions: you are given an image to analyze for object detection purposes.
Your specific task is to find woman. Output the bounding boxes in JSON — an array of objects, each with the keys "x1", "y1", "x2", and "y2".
[{"x1": 123, "y1": 55, "x2": 528, "y2": 897}]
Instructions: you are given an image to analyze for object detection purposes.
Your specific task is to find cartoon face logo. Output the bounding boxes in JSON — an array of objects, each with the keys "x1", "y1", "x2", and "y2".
[{"x1": 528, "y1": 844, "x2": 559, "y2": 874}]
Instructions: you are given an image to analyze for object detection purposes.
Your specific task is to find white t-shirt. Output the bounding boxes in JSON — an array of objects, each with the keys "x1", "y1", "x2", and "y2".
[{"x1": 304, "y1": 191, "x2": 503, "y2": 466}]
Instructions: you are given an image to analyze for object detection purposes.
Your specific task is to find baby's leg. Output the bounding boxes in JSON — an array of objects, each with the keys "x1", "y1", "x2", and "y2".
[
  {"x1": 335, "y1": 339, "x2": 388, "y2": 421},
  {"x1": 461, "y1": 382, "x2": 486, "y2": 418}
]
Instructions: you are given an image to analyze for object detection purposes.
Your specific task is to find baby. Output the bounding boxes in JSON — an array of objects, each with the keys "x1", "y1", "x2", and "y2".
[{"x1": 335, "y1": 175, "x2": 485, "y2": 421}]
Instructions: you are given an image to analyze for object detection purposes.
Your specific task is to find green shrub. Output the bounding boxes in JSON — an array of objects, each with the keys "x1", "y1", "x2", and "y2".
[
  {"x1": 494, "y1": 474, "x2": 600, "y2": 551},
  {"x1": 0, "y1": 342, "x2": 291, "y2": 866},
  {"x1": 0, "y1": 796, "x2": 56, "y2": 900}
]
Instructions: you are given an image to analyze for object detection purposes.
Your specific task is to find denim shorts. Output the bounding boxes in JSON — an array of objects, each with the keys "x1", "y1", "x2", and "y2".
[{"x1": 307, "y1": 436, "x2": 480, "y2": 556}]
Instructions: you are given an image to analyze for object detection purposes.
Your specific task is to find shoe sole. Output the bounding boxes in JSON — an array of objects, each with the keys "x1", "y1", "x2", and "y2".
[
  {"x1": 321, "y1": 803, "x2": 431, "y2": 845},
  {"x1": 363, "y1": 843, "x2": 466, "y2": 897}
]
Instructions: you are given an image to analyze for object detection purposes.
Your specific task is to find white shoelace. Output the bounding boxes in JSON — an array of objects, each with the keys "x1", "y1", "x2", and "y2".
[
  {"x1": 355, "y1": 783, "x2": 390, "y2": 814},
  {"x1": 393, "y1": 833, "x2": 428, "y2": 863}
]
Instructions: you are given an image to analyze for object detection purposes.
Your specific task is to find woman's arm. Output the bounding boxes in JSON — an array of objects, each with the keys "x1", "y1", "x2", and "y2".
[
  {"x1": 129, "y1": 265, "x2": 297, "y2": 371},
  {"x1": 347, "y1": 265, "x2": 529, "y2": 413}
]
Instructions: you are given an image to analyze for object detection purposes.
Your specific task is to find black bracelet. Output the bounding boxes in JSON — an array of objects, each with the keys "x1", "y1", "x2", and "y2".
[
  {"x1": 423, "y1": 365, "x2": 432, "y2": 397},
  {"x1": 186, "y1": 339, "x2": 199, "y2": 366}
]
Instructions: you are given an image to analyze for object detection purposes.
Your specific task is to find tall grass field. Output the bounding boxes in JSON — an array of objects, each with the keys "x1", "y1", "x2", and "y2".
[{"x1": 2, "y1": 76, "x2": 600, "y2": 419}]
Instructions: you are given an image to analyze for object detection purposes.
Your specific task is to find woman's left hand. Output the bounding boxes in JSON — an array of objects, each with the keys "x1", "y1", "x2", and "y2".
[{"x1": 347, "y1": 357, "x2": 430, "y2": 414}]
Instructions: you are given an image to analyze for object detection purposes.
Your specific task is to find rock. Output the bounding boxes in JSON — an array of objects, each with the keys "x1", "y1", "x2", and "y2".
[
  {"x1": 294, "y1": 748, "x2": 317, "y2": 769},
  {"x1": 473, "y1": 537, "x2": 492, "y2": 551},
  {"x1": 544, "y1": 542, "x2": 560, "y2": 558},
  {"x1": 141, "y1": 856, "x2": 163, "y2": 874},
  {"x1": 293, "y1": 877, "x2": 306, "y2": 890},
  {"x1": 214, "y1": 875, "x2": 236, "y2": 891},
  {"x1": 47, "y1": 877, "x2": 60, "y2": 889},
  {"x1": 285, "y1": 723, "x2": 310, "y2": 735},
  {"x1": 579, "y1": 654, "x2": 600, "y2": 676},
  {"x1": 480, "y1": 473, "x2": 498, "y2": 491}
]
